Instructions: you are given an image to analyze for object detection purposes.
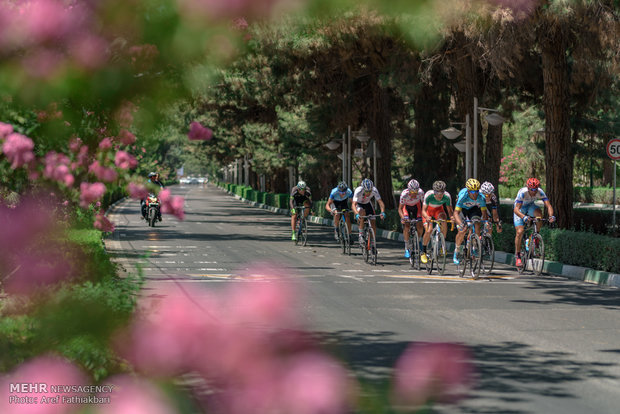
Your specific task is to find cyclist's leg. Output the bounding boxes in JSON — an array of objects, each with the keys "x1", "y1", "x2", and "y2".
[
  {"x1": 454, "y1": 210, "x2": 467, "y2": 263},
  {"x1": 531, "y1": 205, "x2": 543, "y2": 232},
  {"x1": 303, "y1": 200, "x2": 311, "y2": 218},
  {"x1": 513, "y1": 206, "x2": 528, "y2": 255}
]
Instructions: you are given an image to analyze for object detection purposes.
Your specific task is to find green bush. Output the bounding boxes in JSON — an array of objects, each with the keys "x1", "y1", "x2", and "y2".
[
  {"x1": 546, "y1": 228, "x2": 620, "y2": 273},
  {"x1": 274, "y1": 193, "x2": 289, "y2": 209},
  {"x1": 574, "y1": 187, "x2": 619, "y2": 205}
]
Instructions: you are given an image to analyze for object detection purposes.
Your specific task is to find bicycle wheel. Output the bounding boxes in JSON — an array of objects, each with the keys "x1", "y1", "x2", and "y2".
[
  {"x1": 426, "y1": 235, "x2": 435, "y2": 274},
  {"x1": 343, "y1": 222, "x2": 351, "y2": 256},
  {"x1": 481, "y1": 234, "x2": 495, "y2": 275},
  {"x1": 294, "y1": 216, "x2": 300, "y2": 246},
  {"x1": 338, "y1": 220, "x2": 346, "y2": 254},
  {"x1": 436, "y1": 231, "x2": 447, "y2": 275},
  {"x1": 531, "y1": 233, "x2": 545, "y2": 276},
  {"x1": 410, "y1": 230, "x2": 420, "y2": 270},
  {"x1": 301, "y1": 217, "x2": 308, "y2": 246},
  {"x1": 458, "y1": 239, "x2": 468, "y2": 278},
  {"x1": 362, "y1": 229, "x2": 369, "y2": 263},
  {"x1": 516, "y1": 236, "x2": 528, "y2": 274},
  {"x1": 368, "y1": 226, "x2": 377, "y2": 265},
  {"x1": 469, "y1": 235, "x2": 482, "y2": 280}
]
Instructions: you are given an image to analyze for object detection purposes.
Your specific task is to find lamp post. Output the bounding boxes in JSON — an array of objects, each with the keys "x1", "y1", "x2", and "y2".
[
  {"x1": 325, "y1": 138, "x2": 346, "y2": 184},
  {"x1": 441, "y1": 114, "x2": 471, "y2": 178},
  {"x1": 355, "y1": 128, "x2": 370, "y2": 181},
  {"x1": 473, "y1": 97, "x2": 505, "y2": 179}
]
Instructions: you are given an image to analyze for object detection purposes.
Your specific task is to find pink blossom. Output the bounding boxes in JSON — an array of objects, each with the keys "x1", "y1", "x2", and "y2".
[
  {"x1": 2, "y1": 133, "x2": 35, "y2": 168},
  {"x1": 141, "y1": 147, "x2": 146, "y2": 153},
  {"x1": 94, "y1": 376, "x2": 177, "y2": 414},
  {"x1": 392, "y1": 342, "x2": 474, "y2": 408},
  {"x1": 73, "y1": 145, "x2": 90, "y2": 169},
  {"x1": 68, "y1": 137, "x2": 83, "y2": 152},
  {"x1": 79, "y1": 182, "x2": 106, "y2": 207},
  {"x1": 43, "y1": 151, "x2": 74, "y2": 187},
  {"x1": 98, "y1": 137, "x2": 113, "y2": 150},
  {"x1": 89, "y1": 160, "x2": 118, "y2": 182},
  {"x1": 0, "y1": 355, "x2": 88, "y2": 414},
  {"x1": 114, "y1": 150, "x2": 137, "y2": 170},
  {"x1": 116, "y1": 101, "x2": 136, "y2": 128},
  {"x1": 127, "y1": 182, "x2": 149, "y2": 200},
  {"x1": 188, "y1": 121, "x2": 213, "y2": 141},
  {"x1": 158, "y1": 189, "x2": 185, "y2": 220},
  {"x1": 0, "y1": 122, "x2": 13, "y2": 138},
  {"x1": 69, "y1": 34, "x2": 108, "y2": 70},
  {"x1": 94, "y1": 211, "x2": 115, "y2": 232},
  {"x1": 118, "y1": 129, "x2": 136, "y2": 146}
]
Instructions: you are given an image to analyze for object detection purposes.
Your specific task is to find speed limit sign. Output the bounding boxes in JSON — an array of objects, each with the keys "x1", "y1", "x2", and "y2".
[{"x1": 607, "y1": 139, "x2": 620, "y2": 160}]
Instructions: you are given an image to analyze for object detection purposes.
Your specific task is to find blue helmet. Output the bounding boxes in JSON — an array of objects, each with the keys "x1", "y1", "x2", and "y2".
[
  {"x1": 361, "y1": 178, "x2": 373, "y2": 192},
  {"x1": 337, "y1": 181, "x2": 348, "y2": 192}
]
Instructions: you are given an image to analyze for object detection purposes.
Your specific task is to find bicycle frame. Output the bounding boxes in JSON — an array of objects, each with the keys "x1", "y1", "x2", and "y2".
[
  {"x1": 403, "y1": 218, "x2": 423, "y2": 269},
  {"x1": 333, "y1": 209, "x2": 351, "y2": 255},
  {"x1": 426, "y1": 219, "x2": 450, "y2": 275},
  {"x1": 293, "y1": 206, "x2": 310, "y2": 246},
  {"x1": 517, "y1": 217, "x2": 548, "y2": 276},
  {"x1": 359, "y1": 214, "x2": 381, "y2": 265},
  {"x1": 457, "y1": 218, "x2": 483, "y2": 279}
]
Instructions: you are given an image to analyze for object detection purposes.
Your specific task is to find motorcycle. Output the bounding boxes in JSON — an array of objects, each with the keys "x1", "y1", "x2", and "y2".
[{"x1": 145, "y1": 193, "x2": 162, "y2": 227}]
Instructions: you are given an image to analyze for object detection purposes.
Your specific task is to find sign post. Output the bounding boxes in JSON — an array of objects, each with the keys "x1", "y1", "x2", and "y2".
[{"x1": 606, "y1": 139, "x2": 620, "y2": 232}]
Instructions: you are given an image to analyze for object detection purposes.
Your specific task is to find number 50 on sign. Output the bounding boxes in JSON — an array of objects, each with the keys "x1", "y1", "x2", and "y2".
[{"x1": 607, "y1": 139, "x2": 620, "y2": 161}]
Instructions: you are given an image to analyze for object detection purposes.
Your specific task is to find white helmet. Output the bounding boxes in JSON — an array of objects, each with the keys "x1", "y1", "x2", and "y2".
[
  {"x1": 480, "y1": 181, "x2": 495, "y2": 195},
  {"x1": 361, "y1": 178, "x2": 373, "y2": 191},
  {"x1": 297, "y1": 180, "x2": 307, "y2": 190},
  {"x1": 407, "y1": 179, "x2": 420, "y2": 192}
]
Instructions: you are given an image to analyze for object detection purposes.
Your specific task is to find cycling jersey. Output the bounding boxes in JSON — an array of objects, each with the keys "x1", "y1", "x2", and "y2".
[
  {"x1": 486, "y1": 192, "x2": 499, "y2": 210},
  {"x1": 399, "y1": 188, "x2": 425, "y2": 207},
  {"x1": 514, "y1": 187, "x2": 548, "y2": 207},
  {"x1": 352, "y1": 186, "x2": 381, "y2": 204},
  {"x1": 290, "y1": 186, "x2": 312, "y2": 209},
  {"x1": 455, "y1": 188, "x2": 487, "y2": 211},
  {"x1": 423, "y1": 190, "x2": 452, "y2": 207},
  {"x1": 329, "y1": 187, "x2": 353, "y2": 202}
]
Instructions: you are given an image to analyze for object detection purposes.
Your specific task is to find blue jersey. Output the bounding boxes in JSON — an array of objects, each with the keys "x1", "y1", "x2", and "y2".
[
  {"x1": 455, "y1": 188, "x2": 487, "y2": 210},
  {"x1": 329, "y1": 187, "x2": 353, "y2": 202}
]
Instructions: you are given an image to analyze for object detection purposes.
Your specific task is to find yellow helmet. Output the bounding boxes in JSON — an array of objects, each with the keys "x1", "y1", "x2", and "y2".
[{"x1": 465, "y1": 178, "x2": 480, "y2": 191}]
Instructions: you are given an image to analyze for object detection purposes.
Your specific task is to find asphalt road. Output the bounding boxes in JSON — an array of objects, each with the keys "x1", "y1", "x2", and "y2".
[{"x1": 106, "y1": 184, "x2": 620, "y2": 414}]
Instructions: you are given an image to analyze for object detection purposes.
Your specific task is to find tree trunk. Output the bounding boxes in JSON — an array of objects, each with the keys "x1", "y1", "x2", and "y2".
[
  {"x1": 482, "y1": 123, "x2": 503, "y2": 193},
  {"x1": 367, "y1": 82, "x2": 395, "y2": 210},
  {"x1": 541, "y1": 29, "x2": 573, "y2": 229}
]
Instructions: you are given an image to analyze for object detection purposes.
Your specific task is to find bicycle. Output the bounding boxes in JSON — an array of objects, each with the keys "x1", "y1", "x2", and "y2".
[
  {"x1": 333, "y1": 209, "x2": 351, "y2": 255},
  {"x1": 425, "y1": 219, "x2": 452, "y2": 275},
  {"x1": 403, "y1": 218, "x2": 424, "y2": 270},
  {"x1": 516, "y1": 217, "x2": 549, "y2": 276},
  {"x1": 480, "y1": 220, "x2": 495, "y2": 275},
  {"x1": 358, "y1": 214, "x2": 381, "y2": 265},
  {"x1": 293, "y1": 206, "x2": 310, "y2": 246},
  {"x1": 455, "y1": 218, "x2": 483, "y2": 280}
]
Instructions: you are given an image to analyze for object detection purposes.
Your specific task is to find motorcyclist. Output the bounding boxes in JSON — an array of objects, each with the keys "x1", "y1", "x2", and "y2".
[{"x1": 141, "y1": 172, "x2": 164, "y2": 220}]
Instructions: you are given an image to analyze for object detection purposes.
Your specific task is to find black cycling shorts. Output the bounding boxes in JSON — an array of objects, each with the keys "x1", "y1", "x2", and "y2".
[
  {"x1": 332, "y1": 199, "x2": 349, "y2": 211},
  {"x1": 356, "y1": 202, "x2": 375, "y2": 217},
  {"x1": 459, "y1": 206, "x2": 482, "y2": 220}
]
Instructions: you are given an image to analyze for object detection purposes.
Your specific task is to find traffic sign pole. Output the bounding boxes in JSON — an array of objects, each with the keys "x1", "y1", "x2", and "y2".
[{"x1": 607, "y1": 138, "x2": 619, "y2": 233}]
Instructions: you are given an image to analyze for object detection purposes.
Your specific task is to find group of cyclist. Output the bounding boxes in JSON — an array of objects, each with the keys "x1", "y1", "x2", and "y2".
[{"x1": 289, "y1": 175, "x2": 555, "y2": 268}]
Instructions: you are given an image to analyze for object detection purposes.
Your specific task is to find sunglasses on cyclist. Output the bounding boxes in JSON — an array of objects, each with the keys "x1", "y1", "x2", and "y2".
[
  {"x1": 434, "y1": 191, "x2": 444, "y2": 196},
  {"x1": 364, "y1": 190, "x2": 372, "y2": 195},
  {"x1": 468, "y1": 190, "x2": 479, "y2": 195}
]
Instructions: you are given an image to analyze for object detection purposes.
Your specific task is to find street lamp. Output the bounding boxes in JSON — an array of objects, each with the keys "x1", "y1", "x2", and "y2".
[
  {"x1": 324, "y1": 138, "x2": 346, "y2": 183},
  {"x1": 473, "y1": 97, "x2": 505, "y2": 179},
  {"x1": 441, "y1": 114, "x2": 472, "y2": 178}
]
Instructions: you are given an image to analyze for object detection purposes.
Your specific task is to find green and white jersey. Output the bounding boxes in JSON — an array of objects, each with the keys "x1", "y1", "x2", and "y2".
[{"x1": 423, "y1": 190, "x2": 452, "y2": 207}]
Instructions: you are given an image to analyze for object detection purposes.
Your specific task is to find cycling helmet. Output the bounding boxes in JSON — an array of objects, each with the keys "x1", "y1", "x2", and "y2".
[
  {"x1": 407, "y1": 179, "x2": 420, "y2": 192},
  {"x1": 432, "y1": 180, "x2": 446, "y2": 192},
  {"x1": 148, "y1": 172, "x2": 157, "y2": 178},
  {"x1": 337, "y1": 181, "x2": 348, "y2": 192},
  {"x1": 526, "y1": 177, "x2": 540, "y2": 190},
  {"x1": 480, "y1": 181, "x2": 495, "y2": 195},
  {"x1": 297, "y1": 180, "x2": 307, "y2": 190},
  {"x1": 465, "y1": 178, "x2": 480, "y2": 191},
  {"x1": 361, "y1": 178, "x2": 373, "y2": 192}
]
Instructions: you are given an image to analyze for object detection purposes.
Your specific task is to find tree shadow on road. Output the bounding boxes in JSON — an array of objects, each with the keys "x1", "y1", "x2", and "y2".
[
  {"x1": 314, "y1": 330, "x2": 618, "y2": 414},
  {"x1": 512, "y1": 280, "x2": 620, "y2": 309}
]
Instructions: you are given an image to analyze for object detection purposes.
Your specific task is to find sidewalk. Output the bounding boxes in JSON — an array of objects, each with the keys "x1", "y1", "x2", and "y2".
[{"x1": 219, "y1": 185, "x2": 620, "y2": 289}]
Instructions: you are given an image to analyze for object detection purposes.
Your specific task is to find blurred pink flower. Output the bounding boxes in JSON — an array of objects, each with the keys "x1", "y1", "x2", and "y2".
[
  {"x1": 69, "y1": 34, "x2": 108, "y2": 70},
  {"x1": 188, "y1": 121, "x2": 213, "y2": 141},
  {"x1": 116, "y1": 101, "x2": 137, "y2": 128},
  {"x1": 68, "y1": 137, "x2": 83, "y2": 152},
  {"x1": 94, "y1": 376, "x2": 177, "y2": 414},
  {"x1": 0, "y1": 355, "x2": 88, "y2": 414},
  {"x1": 114, "y1": 150, "x2": 137, "y2": 170},
  {"x1": 392, "y1": 342, "x2": 474, "y2": 408},
  {"x1": 98, "y1": 137, "x2": 113, "y2": 150},
  {"x1": 94, "y1": 211, "x2": 115, "y2": 232},
  {"x1": 158, "y1": 189, "x2": 185, "y2": 220},
  {"x1": 141, "y1": 147, "x2": 146, "y2": 153},
  {"x1": 0, "y1": 122, "x2": 13, "y2": 138},
  {"x1": 118, "y1": 129, "x2": 136, "y2": 146},
  {"x1": 128, "y1": 182, "x2": 149, "y2": 200},
  {"x1": 89, "y1": 160, "x2": 118, "y2": 182},
  {"x1": 2, "y1": 132, "x2": 35, "y2": 168},
  {"x1": 22, "y1": 49, "x2": 65, "y2": 79},
  {"x1": 43, "y1": 151, "x2": 74, "y2": 187},
  {"x1": 79, "y1": 182, "x2": 106, "y2": 208}
]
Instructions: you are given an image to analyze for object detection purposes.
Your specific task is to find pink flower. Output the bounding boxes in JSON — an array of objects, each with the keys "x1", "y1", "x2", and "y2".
[
  {"x1": 0, "y1": 355, "x2": 88, "y2": 414},
  {"x1": 118, "y1": 129, "x2": 136, "y2": 146},
  {"x1": 188, "y1": 121, "x2": 213, "y2": 141},
  {"x1": 116, "y1": 101, "x2": 136, "y2": 128},
  {"x1": 94, "y1": 211, "x2": 115, "y2": 232},
  {"x1": 114, "y1": 150, "x2": 137, "y2": 170},
  {"x1": 158, "y1": 189, "x2": 185, "y2": 220},
  {"x1": 392, "y1": 342, "x2": 474, "y2": 408},
  {"x1": 2, "y1": 133, "x2": 35, "y2": 168},
  {"x1": 43, "y1": 151, "x2": 74, "y2": 187},
  {"x1": 89, "y1": 160, "x2": 118, "y2": 182},
  {"x1": 141, "y1": 147, "x2": 146, "y2": 153},
  {"x1": 94, "y1": 376, "x2": 177, "y2": 414},
  {"x1": 98, "y1": 137, "x2": 113, "y2": 150},
  {"x1": 128, "y1": 182, "x2": 149, "y2": 200},
  {"x1": 69, "y1": 33, "x2": 108, "y2": 70},
  {"x1": 0, "y1": 122, "x2": 13, "y2": 138},
  {"x1": 79, "y1": 182, "x2": 106, "y2": 207},
  {"x1": 68, "y1": 137, "x2": 83, "y2": 152}
]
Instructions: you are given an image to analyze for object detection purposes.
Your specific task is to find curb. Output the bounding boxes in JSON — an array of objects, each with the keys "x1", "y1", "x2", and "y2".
[{"x1": 219, "y1": 186, "x2": 619, "y2": 288}]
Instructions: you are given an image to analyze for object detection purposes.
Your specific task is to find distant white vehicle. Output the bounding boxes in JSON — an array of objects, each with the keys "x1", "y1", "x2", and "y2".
[
  {"x1": 197, "y1": 177, "x2": 206, "y2": 183},
  {"x1": 179, "y1": 177, "x2": 191, "y2": 184}
]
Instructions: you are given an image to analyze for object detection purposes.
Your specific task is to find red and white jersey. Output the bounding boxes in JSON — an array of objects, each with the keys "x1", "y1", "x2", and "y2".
[
  {"x1": 399, "y1": 188, "x2": 424, "y2": 207},
  {"x1": 353, "y1": 186, "x2": 381, "y2": 204}
]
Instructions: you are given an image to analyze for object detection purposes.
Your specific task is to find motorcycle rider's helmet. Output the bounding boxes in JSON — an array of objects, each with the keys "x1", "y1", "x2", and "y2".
[
  {"x1": 480, "y1": 181, "x2": 495, "y2": 195},
  {"x1": 337, "y1": 181, "x2": 348, "y2": 192}
]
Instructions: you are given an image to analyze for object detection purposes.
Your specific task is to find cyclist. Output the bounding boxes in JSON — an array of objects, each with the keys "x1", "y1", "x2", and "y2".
[
  {"x1": 398, "y1": 179, "x2": 425, "y2": 259},
  {"x1": 141, "y1": 172, "x2": 164, "y2": 220},
  {"x1": 421, "y1": 180, "x2": 454, "y2": 263},
  {"x1": 453, "y1": 178, "x2": 489, "y2": 265},
  {"x1": 513, "y1": 177, "x2": 556, "y2": 267},
  {"x1": 326, "y1": 181, "x2": 353, "y2": 241},
  {"x1": 480, "y1": 181, "x2": 503, "y2": 234},
  {"x1": 290, "y1": 180, "x2": 312, "y2": 241},
  {"x1": 352, "y1": 178, "x2": 386, "y2": 246}
]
